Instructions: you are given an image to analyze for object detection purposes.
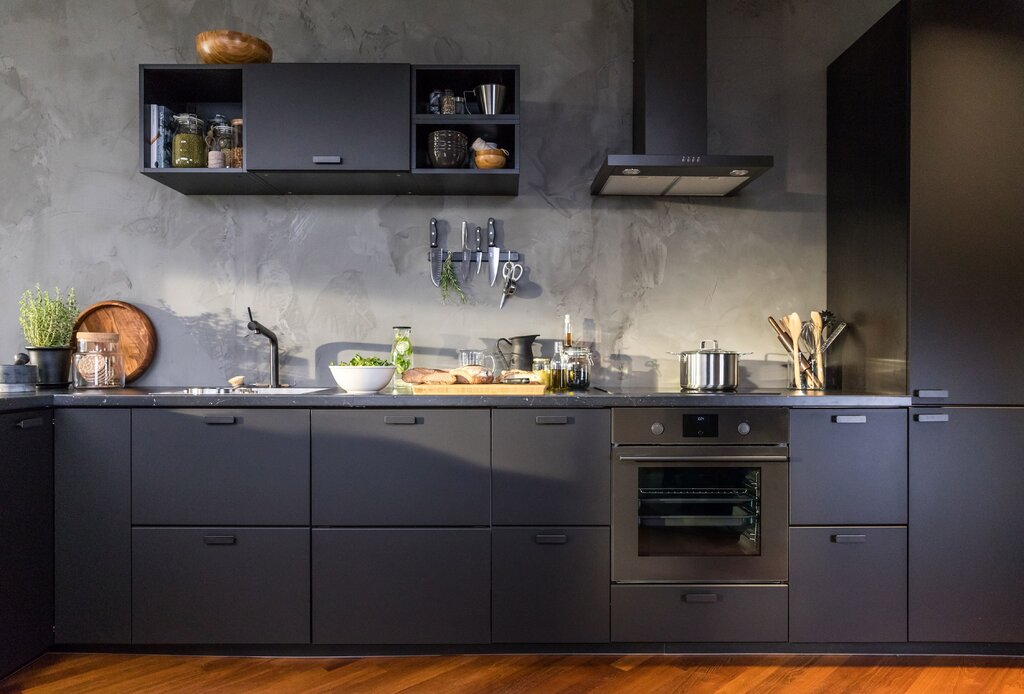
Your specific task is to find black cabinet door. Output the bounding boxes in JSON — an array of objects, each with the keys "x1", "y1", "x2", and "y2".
[
  {"x1": 0, "y1": 410, "x2": 53, "y2": 677},
  {"x1": 790, "y1": 527, "x2": 906, "y2": 643},
  {"x1": 245, "y1": 63, "x2": 410, "y2": 172},
  {"x1": 790, "y1": 409, "x2": 907, "y2": 525},
  {"x1": 132, "y1": 528, "x2": 310, "y2": 644},
  {"x1": 492, "y1": 527, "x2": 609, "y2": 643},
  {"x1": 132, "y1": 409, "x2": 309, "y2": 526},
  {"x1": 54, "y1": 408, "x2": 131, "y2": 645},
  {"x1": 910, "y1": 408, "x2": 1024, "y2": 642},
  {"x1": 492, "y1": 410, "x2": 610, "y2": 525},
  {"x1": 312, "y1": 528, "x2": 490, "y2": 644},
  {"x1": 312, "y1": 410, "x2": 490, "y2": 526}
]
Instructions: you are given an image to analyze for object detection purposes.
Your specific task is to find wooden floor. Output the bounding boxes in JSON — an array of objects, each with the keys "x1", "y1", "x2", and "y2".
[{"x1": 3, "y1": 653, "x2": 1024, "y2": 693}]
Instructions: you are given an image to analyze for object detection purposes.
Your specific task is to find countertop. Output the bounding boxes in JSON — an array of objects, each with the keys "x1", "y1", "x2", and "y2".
[{"x1": 1, "y1": 387, "x2": 912, "y2": 411}]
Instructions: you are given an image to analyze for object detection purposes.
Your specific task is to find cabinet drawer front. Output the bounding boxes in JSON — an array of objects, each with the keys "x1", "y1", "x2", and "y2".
[
  {"x1": 790, "y1": 409, "x2": 907, "y2": 524},
  {"x1": 312, "y1": 410, "x2": 490, "y2": 525},
  {"x1": 611, "y1": 585, "x2": 787, "y2": 643},
  {"x1": 492, "y1": 410, "x2": 610, "y2": 525},
  {"x1": 790, "y1": 527, "x2": 907, "y2": 643},
  {"x1": 312, "y1": 528, "x2": 490, "y2": 644},
  {"x1": 132, "y1": 528, "x2": 310, "y2": 644},
  {"x1": 492, "y1": 527, "x2": 610, "y2": 643},
  {"x1": 132, "y1": 409, "x2": 310, "y2": 525}
]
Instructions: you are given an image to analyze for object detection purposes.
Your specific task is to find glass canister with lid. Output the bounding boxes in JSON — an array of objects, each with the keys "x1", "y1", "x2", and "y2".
[
  {"x1": 172, "y1": 113, "x2": 207, "y2": 167},
  {"x1": 73, "y1": 332, "x2": 126, "y2": 388},
  {"x1": 562, "y1": 346, "x2": 593, "y2": 390}
]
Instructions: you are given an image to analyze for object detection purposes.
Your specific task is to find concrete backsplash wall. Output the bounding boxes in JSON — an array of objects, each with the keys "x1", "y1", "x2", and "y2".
[{"x1": 0, "y1": 0, "x2": 895, "y2": 388}]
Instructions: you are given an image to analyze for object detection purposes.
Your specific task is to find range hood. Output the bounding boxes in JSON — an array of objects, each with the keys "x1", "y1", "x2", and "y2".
[{"x1": 591, "y1": 0, "x2": 773, "y2": 196}]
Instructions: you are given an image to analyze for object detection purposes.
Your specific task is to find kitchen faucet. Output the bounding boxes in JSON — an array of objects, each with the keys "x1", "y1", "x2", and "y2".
[{"x1": 246, "y1": 307, "x2": 280, "y2": 387}]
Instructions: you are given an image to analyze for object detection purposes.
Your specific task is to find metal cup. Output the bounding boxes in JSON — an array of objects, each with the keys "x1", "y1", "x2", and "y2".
[{"x1": 474, "y1": 83, "x2": 506, "y2": 115}]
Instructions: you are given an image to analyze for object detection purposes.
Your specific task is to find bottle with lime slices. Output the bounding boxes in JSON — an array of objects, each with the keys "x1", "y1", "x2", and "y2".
[{"x1": 391, "y1": 327, "x2": 413, "y2": 386}]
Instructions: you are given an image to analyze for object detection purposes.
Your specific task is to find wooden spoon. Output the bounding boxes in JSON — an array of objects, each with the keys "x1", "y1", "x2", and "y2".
[
  {"x1": 785, "y1": 313, "x2": 803, "y2": 389},
  {"x1": 811, "y1": 310, "x2": 825, "y2": 388}
]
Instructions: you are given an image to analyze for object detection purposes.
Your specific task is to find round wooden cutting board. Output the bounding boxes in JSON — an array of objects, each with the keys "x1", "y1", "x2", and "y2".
[{"x1": 73, "y1": 301, "x2": 157, "y2": 383}]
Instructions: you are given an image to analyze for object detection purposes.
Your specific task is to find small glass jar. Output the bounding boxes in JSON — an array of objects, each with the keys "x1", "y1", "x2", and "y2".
[
  {"x1": 532, "y1": 358, "x2": 553, "y2": 388},
  {"x1": 562, "y1": 346, "x2": 593, "y2": 390},
  {"x1": 73, "y1": 332, "x2": 125, "y2": 389},
  {"x1": 440, "y1": 89, "x2": 457, "y2": 115},
  {"x1": 230, "y1": 118, "x2": 244, "y2": 168},
  {"x1": 210, "y1": 124, "x2": 236, "y2": 168},
  {"x1": 172, "y1": 114, "x2": 206, "y2": 167}
]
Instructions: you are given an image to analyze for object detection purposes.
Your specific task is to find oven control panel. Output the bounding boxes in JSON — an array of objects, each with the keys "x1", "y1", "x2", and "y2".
[{"x1": 612, "y1": 408, "x2": 788, "y2": 445}]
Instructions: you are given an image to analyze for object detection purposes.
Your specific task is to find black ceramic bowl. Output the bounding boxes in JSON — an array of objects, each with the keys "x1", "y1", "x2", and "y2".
[{"x1": 427, "y1": 130, "x2": 468, "y2": 168}]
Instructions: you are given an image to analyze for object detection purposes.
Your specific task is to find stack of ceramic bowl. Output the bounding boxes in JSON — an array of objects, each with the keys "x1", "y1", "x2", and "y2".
[{"x1": 427, "y1": 130, "x2": 468, "y2": 168}]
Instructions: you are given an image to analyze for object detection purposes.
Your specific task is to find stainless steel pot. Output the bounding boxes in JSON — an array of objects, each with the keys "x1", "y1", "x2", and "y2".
[{"x1": 672, "y1": 340, "x2": 743, "y2": 391}]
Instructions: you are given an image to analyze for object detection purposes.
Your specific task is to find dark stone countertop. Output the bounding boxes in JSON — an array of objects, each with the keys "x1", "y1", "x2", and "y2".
[{"x1": 0, "y1": 387, "x2": 912, "y2": 410}]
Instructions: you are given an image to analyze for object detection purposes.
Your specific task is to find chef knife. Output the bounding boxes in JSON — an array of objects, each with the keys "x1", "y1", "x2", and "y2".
[
  {"x1": 487, "y1": 217, "x2": 500, "y2": 286},
  {"x1": 460, "y1": 220, "x2": 472, "y2": 283},
  {"x1": 429, "y1": 217, "x2": 441, "y2": 287},
  {"x1": 474, "y1": 226, "x2": 483, "y2": 274}
]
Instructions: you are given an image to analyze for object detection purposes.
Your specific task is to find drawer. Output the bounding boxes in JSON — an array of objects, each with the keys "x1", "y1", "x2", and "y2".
[
  {"x1": 312, "y1": 528, "x2": 490, "y2": 644},
  {"x1": 312, "y1": 410, "x2": 490, "y2": 526},
  {"x1": 790, "y1": 409, "x2": 907, "y2": 525},
  {"x1": 611, "y1": 584, "x2": 787, "y2": 642},
  {"x1": 492, "y1": 527, "x2": 610, "y2": 643},
  {"x1": 790, "y1": 527, "x2": 907, "y2": 643},
  {"x1": 132, "y1": 409, "x2": 309, "y2": 525},
  {"x1": 492, "y1": 410, "x2": 610, "y2": 525},
  {"x1": 132, "y1": 527, "x2": 309, "y2": 644}
]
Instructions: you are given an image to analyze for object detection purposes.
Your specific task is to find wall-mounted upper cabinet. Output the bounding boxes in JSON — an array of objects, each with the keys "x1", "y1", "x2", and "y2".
[{"x1": 139, "y1": 63, "x2": 519, "y2": 196}]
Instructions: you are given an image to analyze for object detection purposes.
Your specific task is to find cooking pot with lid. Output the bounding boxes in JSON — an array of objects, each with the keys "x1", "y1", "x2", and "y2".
[{"x1": 671, "y1": 339, "x2": 745, "y2": 391}]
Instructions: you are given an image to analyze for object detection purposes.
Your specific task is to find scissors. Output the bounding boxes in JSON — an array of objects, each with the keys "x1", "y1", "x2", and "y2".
[{"x1": 499, "y1": 261, "x2": 524, "y2": 309}]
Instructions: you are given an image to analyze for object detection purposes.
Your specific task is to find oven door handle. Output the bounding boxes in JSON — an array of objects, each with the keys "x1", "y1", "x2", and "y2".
[{"x1": 618, "y1": 455, "x2": 789, "y2": 463}]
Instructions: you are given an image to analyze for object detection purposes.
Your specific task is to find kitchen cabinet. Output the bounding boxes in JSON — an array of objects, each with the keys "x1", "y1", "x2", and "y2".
[
  {"x1": 54, "y1": 408, "x2": 131, "y2": 645},
  {"x1": 132, "y1": 527, "x2": 310, "y2": 644},
  {"x1": 132, "y1": 408, "x2": 309, "y2": 526},
  {"x1": 909, "y1": 408, "x2": 1024, "y2": 642},
  {"x1": 492, "y1": 527, "x2": 609, "y2": 643},
  {"x1": 492, "y1": 409, "x2": 610, "y2": 525},
  {"x1": 790, "y1": 527, "x2": 906, "y2": 643},
  {"x1": 0, "y1": 410, "x2": 53, "y2": 678},
  {"x1": 312, "y1": 528, "x2": 490, "y2": 644},
  {"x1": 789, "y1": 409, "x2": 907, "y2": 525},
  {"x1": 311, "y1": 409, "x2": 490, "y2": 526}
]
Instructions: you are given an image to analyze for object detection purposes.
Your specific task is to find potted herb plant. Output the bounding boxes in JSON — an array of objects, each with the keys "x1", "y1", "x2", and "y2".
[{"x1": 18, "y1": 285, "x2": 78, "y2": 387}]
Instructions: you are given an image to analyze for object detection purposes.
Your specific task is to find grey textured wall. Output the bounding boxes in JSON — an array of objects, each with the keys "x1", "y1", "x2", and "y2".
[{"x1": 0, "y1": 0, "x2": 896, "y2": 388}]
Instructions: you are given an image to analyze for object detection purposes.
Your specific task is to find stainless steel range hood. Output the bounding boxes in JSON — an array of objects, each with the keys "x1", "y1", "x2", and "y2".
[{"x1": 591, "y1": 0, "x2": 773, "y2": 197}]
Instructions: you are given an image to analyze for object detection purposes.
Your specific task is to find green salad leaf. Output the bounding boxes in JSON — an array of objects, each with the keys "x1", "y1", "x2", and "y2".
[{"x1": 331, "y1": 354, "x2": 393, "y2": 367}]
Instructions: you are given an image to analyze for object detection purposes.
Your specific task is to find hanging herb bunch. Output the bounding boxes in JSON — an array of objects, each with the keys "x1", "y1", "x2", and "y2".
[{"x1": 438, "y1": 253, "x2": 466, "y2": 304}]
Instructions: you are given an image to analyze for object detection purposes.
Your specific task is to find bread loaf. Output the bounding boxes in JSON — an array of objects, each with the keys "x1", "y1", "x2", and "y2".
[
  {"x1": 498, "y1": 369, "x2": 542, "y2": 384},
  {"x1": 421, "y1": 371, "x2": 458, "y2": 385},
  {"x1": 451, "y1": 365, "x2": 494, "y2": 384},
  {"x1": 400, "y1": 367, "x2": 446, "y2": 384}
]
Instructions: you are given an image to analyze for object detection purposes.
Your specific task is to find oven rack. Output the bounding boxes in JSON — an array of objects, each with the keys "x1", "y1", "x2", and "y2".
[{"x1": 638, "y1": 513, "x2": 758, "y2": 527}]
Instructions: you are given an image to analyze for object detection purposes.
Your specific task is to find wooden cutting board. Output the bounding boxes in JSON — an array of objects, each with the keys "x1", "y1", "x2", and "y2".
[
  {"x1": 73, "y1": 301, "x2": 157, "y2": 383},
  {"x1": 412, "y1": 383, "x2": 547, "y2": 395}
]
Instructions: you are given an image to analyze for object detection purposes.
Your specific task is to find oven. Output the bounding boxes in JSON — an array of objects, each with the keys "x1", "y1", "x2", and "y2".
[{"x1": 612, "y1": 408, "x2": 789, "y2": 583}]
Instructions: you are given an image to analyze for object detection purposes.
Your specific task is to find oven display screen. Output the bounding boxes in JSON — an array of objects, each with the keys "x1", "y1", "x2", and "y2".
[{"x1": 682, "y1": 413, "x2": 718, "y2": 438}]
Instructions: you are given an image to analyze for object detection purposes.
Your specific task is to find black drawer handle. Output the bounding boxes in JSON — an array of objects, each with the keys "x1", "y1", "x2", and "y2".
[
  {"x1": 534, "y1": 534, "x2": 568, "y2": 545},
  {"x1": 535, "y1": 416, "x2": 569, "y2": 425},
  {"x1": 914, "y1": 413, "x2": 949, "y2": 423},
  {"x1": 914, "y1": 389, "x2": 949, "y2": 398},
  {"x1": 313, "y1": 155, "x2": 342, "y2": 164},
  {"x1": 832, "y1": 415, "x2": 866, "y2": 424},
  {"x1": 204, "y1": 416, "x2": 236, "y2": 425},
  {"x1": 203, "y1": 535, "x2": 236, "y2": 545},
  {"x1": 832, "y1": 534, "x2": 867, "y2": 543},
  {"x1": 683, "y1": 593, "x2": 720, "y2": 604},
  {"x1": 384, "y1": 415, "x2": 418, "y2": 425},
  {"x1": 15, "y1": 417, "x2": 43, "y2": 430}
]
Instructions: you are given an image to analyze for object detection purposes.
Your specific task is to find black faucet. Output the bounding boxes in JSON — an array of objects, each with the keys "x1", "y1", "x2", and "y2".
[{"x1": 246, "y1": 307, "x2": 280, "y2": 387}]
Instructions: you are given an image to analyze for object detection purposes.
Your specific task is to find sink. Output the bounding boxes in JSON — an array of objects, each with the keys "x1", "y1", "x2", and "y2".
[{"x1": 152, "y1": 387, "x2": 329, "y2": 395}]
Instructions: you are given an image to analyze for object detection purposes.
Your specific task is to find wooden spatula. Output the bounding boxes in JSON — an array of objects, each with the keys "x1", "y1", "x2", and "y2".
[
  {"x1": 785, "y1": 313, "x2": 803, "y2": 389},
  {"x1": 811, "y1": 310, "x2": 824, "y2": 388}
]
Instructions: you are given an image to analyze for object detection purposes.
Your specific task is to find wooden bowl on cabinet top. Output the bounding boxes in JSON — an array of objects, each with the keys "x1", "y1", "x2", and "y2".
[{"x1": 195, "y1": 30, "x2": 273, "y2": 64}]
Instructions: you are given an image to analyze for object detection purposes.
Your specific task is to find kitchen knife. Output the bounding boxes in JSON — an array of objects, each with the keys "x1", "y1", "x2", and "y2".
[
  {"x1": 487, "y1": 217, "x2": 500, "y2": 286},
  {"x1": 429, "y1": 218, "x2": 441, "y2": 287},
  {"x1": 474, "y1": 226, "x2": 483, "y2": 274},
  {"x1": 460, "y1": 220, "x2": 471, "y2": 283}
]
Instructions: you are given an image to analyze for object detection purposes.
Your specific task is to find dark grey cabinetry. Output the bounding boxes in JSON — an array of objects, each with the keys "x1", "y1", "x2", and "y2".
[
  {"x1": 132, "y1": 409, "x2": 309, "y2": 525},
  {"x1": 132, "y1": 528, "x2": 310, "y2": 644},
  {"x1": 790, "y1": 527, "x2": 906, "y2": 643},
  {"x1": 312, "y1": 409, "x2": 490, "y2": 526},
  {"x1": 54, "y1": 408, "x2": 131, "y2": 645},
  {"x1": 790, "y1": 409, "x2": 907, "y2": 525},
  {"x1": 312, "y1": 528, "x2": 490, "y2": 644},
  {"x1": 1, "y1": 410, "x2": 53, "y2": 677},
  {"x1": 910, "y1": 408, "x2": 1024, "y2": 642}
]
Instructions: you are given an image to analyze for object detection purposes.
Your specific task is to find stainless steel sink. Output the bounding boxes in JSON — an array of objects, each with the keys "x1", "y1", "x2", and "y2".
[{"x1": 152, "y1": 387, "x2": 329, "y2": 395}]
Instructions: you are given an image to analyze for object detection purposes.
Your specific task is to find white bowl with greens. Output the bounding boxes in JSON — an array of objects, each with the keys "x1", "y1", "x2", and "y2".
[{"x1": 329, "y1": 355, "x2": 396, "y2": 394}]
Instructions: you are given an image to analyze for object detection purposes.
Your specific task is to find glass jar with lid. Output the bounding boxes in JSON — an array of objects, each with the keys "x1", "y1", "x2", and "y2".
[
  {"x1": 390, "y1": 326, "x2": 413, "y2": 388},
  {"x1": 172, "y1": 113, "x2": 206, "y2": 167},
  {"x1": 562, "y1": 346, "x2": 593, "y2": 390},
  {"x1": 73, "y1": 332, "x2": 126, "y2": 389}
]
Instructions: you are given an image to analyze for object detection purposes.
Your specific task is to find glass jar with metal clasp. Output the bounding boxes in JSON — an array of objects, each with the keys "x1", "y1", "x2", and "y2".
[
  {"x1": 73, "y1": 332, "x2": 126, "y2": 389},
  {"x1": 562, "y1": 346, "x2": 593, "y2": 390}
]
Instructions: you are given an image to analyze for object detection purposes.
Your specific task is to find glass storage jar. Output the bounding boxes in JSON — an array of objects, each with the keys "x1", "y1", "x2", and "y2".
[
  {"x1": 230, "y1": 118, "x2": 244, "y2": 168},
  {"x1": 562, "y1": 346, "x2": 593, "y2": 390},
  {"x1": 73, "y1": 332, "x2": 125, "y2": 389},
  {"x1": 391, "y1": 326, "x2": 413, "y2": 385},
  {"x1": 172, "y1": 114, "x2": 206, "y2": 167},
  {"x1": 210, "y1": 124, "x2": 236, "y2": 168}
]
